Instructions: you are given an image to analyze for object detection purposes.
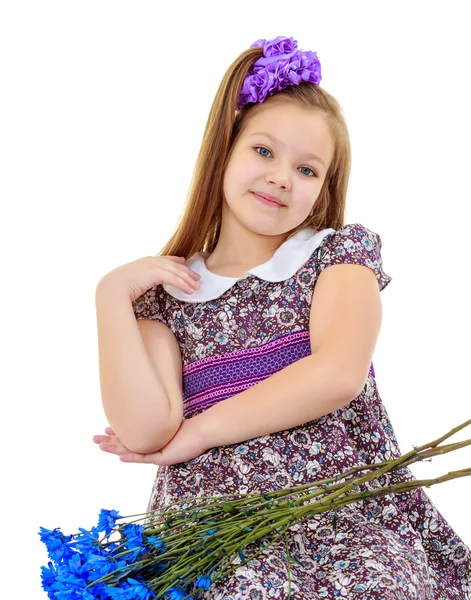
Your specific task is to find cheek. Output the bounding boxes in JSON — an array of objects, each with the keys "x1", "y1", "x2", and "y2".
[
  {"x1": 290, "y1": 189, "x2": 319, "y2": 217},
  {"x1": 224, "y1": 156, "x2": 257, "y2": 193}
]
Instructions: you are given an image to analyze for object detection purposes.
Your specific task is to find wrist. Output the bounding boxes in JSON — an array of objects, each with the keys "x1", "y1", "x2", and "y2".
[{"x1": 189, "y1": 412, "x2": 212, "y2": 452}]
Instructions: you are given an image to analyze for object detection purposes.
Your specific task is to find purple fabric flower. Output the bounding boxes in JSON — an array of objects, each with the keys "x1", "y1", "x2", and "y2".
[{"x1": 237, "y1": 36, "x2": 322, "y2": 110}]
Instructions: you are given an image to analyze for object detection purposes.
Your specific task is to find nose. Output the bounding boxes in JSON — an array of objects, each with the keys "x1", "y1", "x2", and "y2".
[{"x1": 265, "y1": 163, "x2": 291, "y2": 190}]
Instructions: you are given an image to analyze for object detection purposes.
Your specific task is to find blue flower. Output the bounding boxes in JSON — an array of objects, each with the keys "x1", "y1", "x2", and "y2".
[
  {"x1": 68, "y1": 526, "x2": 101, "y2": 555},
  {"x1": 106, "y1": 586, "x2": 127, "y2": 599},
  {"x1": 97, "y1": 509, "x2": 124, "y2": 536},
  {"x1": 82, "y1": 582, "x2": 108, "y2": 600},
  {"x1": 102, "y1": 577, "x2": 155, "y2": 600},
  {"x1": 122, "y1": 523, "x2": 144, "y2": 548},
  {"x1": 47, "y1": 552, "x2": 90, "y2": 597},
  {"x1": 200, "y1": 529, "x2": 216, "y2": 537},
  {"x1": 40, "y1": 561, "x2": 57, "y2": 595},
  {"x1": 84, "y1": 553, "x2": 128, "y2": 578},
  {"x1": 121, "y1": 577, "x2": 155, "y2": 599},
  {"x1": 146, "y1": 536, "x2": 165, "y2": 548},
  {"x1": 38, "y1": 526, "x2": 75, "y2": 564},
  {"x1": 121, "y1": 523, "x2": 146, "y2": 562},
  {"x1": 165, "y1": 587, "x2": 186, "y2": 600},
  {"x1": 195, "y1": 574, "x2": 212, "y2": 590}
]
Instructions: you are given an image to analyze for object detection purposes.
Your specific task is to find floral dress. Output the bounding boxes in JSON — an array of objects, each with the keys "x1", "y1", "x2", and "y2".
[{"x1": 132, "y1": 222, "x2": 471, "y2": 599}]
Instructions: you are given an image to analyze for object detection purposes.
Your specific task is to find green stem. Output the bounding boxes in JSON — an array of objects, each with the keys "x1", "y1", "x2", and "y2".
[
  {"x1": 213, "y1": 523, "x2": 292, "y2": 583},
  {"x1": 285, "y1": 530, "x2": 292, "y2": 600},
  {"x1": 86, "y1": 419, "x2": 471, "y2": 593}
]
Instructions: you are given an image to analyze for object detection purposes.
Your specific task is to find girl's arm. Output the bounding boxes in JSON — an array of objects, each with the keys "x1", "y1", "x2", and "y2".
[
  {"x1": 193, "y1": 352, "x2": 354, "y2": 448},
  {"x1": 193, "y1": 263, "x2": 382, "y2": 448},
  {"x1": 95, "y1": 282, "x2": 183, "y2": 454}
]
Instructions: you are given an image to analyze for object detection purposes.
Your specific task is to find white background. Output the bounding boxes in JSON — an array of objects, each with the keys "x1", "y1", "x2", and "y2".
[{"x1": 2, "y1": 1, "x2": 470, "y2": 597}]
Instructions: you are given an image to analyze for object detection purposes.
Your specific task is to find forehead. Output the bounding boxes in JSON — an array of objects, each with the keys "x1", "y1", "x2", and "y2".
[{"x1": 241, "y1": 101, "x2": 334, "y2": 161}]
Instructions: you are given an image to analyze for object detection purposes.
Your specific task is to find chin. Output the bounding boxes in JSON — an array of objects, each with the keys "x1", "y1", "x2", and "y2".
[{"x1": 241, "y1": 216, "x2": 292, "y2": 238}]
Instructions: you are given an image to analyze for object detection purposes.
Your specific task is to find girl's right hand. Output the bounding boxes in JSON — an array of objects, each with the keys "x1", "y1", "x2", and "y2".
[
  {"x1": 97, "y1": 255, "x2": 201, "y2": 301},
  {"x1": 93, "y1": 426, "x2": 160, "y2": 464}
]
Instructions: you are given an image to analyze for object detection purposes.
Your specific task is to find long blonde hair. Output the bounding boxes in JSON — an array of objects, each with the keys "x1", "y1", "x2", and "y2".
[{"x1": 158, "y1": 45, "x2": 351, "y2": 258}]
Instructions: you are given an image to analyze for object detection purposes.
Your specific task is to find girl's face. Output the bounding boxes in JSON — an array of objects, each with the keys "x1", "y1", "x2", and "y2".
[{"x1": 222, "y1": 101, "x2": 335, "y2": 237}]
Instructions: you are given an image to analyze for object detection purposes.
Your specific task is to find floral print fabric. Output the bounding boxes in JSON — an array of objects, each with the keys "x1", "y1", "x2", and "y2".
[{"x1": 132, "y1": 223, "x2": 471, "y2": 598}]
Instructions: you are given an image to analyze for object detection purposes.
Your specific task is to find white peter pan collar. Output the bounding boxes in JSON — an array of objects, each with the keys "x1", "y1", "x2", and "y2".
[{"x1": 163, "y1": 226, "x2": 336, "y2": 303}]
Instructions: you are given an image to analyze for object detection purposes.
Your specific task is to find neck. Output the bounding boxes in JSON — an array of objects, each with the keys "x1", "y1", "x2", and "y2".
[{"x1": 205, "y1": 210, "x2": 287, "y2": 278}]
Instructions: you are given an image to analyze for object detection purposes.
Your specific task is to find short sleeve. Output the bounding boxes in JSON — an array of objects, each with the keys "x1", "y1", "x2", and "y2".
[
  {"x1": 131, "y1": 285, "x2": 168, "y2": 324},
  {"x1": 315, "y1": 223, "x2": 392, "y2": 292}
]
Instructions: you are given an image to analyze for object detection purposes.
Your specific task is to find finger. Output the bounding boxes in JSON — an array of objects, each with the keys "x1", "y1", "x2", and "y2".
[
  {"x1": 167, "y1": 268, "x2": 201, "y2": 293},
  {"x1": 159, "y1": 255, "x2": 186, "y2": 261},
  {"x1": 157, "y1": 259, "x2": 200, "y2": 290},
  {"x1": 98, "y1": 442, "x2": 130, "y2": 456},
  {"x1": 182, "y1": 267, "x2": 200, "y2": 280},
  {"x1": 119, "y1": 453, "x2": 142, "y2": 462},
  {"x1": 93, "y1": 435, "x2": 106, "y2": 443},
  {"x1": 181, "y1": 265, "x2": 201, "y2": 280},
  {"x1": 93, "y1": 434, "x2": 117, "y2": 444},
  {"x1": 120, "y1": 452, "x2": 161, "y2": 465},
  {"x1": 92, "y1": 428, "x2": 116, "y2": 442}
]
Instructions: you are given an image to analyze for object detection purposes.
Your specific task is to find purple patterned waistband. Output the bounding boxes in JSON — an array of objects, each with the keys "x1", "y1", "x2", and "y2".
[{"x1": 182, "y1": 330, "x2": 374, "y2": 418}]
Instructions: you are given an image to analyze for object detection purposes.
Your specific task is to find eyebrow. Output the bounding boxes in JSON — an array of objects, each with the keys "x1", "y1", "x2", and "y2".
[{"x1": 250, "y1": 132, "x2": 327, "y2": 168}]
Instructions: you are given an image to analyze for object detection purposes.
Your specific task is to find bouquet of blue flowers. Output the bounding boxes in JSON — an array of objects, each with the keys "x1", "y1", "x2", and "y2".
[{"x1": 40, "y1": 419, "x2": 471, "y2": 600}]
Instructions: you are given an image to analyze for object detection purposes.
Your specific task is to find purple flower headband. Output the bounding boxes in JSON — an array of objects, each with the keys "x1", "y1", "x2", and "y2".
[{"x1": 237, "y1": 36, "x2": 322, "y2": 111}]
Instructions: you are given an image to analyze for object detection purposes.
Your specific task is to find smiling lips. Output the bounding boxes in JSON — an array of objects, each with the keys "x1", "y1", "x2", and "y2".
[{"x1": 252, "y1": 191, "x2": 286, "y2": 208}]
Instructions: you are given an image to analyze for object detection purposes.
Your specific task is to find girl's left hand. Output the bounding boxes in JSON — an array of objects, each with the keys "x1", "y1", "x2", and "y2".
[{"x1": 92, "y1": 417, "x2": 209, "y2": 466}]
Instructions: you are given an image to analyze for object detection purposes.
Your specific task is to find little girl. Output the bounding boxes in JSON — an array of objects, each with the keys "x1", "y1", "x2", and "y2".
[{"x1": 93, "y1": 36, "x2": 471, "y2": 599}]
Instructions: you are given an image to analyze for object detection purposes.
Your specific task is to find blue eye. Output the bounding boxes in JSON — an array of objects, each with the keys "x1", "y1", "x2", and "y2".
[
  {"x1": 255, "y1": 146, "x2": 271, "y2": 158},
  {"x1": 254, "y1": 146, "x2": 317, "y2": 177},
  {"x1": 299, "y1": 166, "x2": 316, "y2": 177}
]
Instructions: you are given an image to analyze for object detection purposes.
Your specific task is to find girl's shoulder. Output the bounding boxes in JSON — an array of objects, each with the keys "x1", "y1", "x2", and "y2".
[{"x1": 307, "y1": 222, "x2": 392, "y2": 292}]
